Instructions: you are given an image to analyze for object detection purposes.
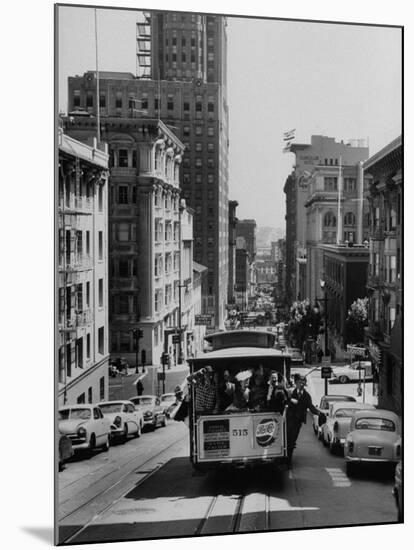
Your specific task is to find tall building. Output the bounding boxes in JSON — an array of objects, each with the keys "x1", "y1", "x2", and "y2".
[
  {"x1": 228, "y1": 200, "x2": 239, "y2": 305},
  {"x1": 236, "y1": 219, "x2": 257, "y2": 262},
  {"x1": 57, "y1": 129, "x2": 109, "y2": 406},
  {"x1": 235, "y1": 237, "x2": 250, "y2": 310},
  {"x1": 136, "y1": 11, "x2": 230, "y2": 329},
  {"x1": 284, "y1": 135, "x2": 370, "y2": 303},
  {"x1": 364, "y1": 136, "x2": 402, "y2": 416},
  {"x1": 65, "y1": 113, "x2": 185, "y2": 367}
]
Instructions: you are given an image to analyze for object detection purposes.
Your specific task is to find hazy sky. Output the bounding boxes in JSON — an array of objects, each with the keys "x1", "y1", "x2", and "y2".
[{"x1": 58, "y1": 6, "x2": 402, "y2": 228}]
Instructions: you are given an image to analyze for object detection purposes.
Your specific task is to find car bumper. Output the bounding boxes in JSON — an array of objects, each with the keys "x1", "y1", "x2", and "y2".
[
  {"x1": 143, "y1": 418, "x2": 155, "y2": 426},
  {"x1": 345, "y1": 456, "x2": 398, "y2": 464},
  {"x1": 69, "y1": 439, "x2": 89, "y2": 450}
]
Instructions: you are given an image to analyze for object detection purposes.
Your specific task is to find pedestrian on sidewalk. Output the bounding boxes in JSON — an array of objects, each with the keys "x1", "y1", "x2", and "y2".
[
  {"x1": 286, "y1": 374, "x2": 321, "y2": 468},
  {"x1": 136, "y1": 379, "x2": 144, "y2": 396}
]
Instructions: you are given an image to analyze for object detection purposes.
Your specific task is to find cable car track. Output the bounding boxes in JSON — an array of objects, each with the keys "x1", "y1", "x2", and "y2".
[{"x1": 59, "y1": 436, "x2": 186, "y2": 544}]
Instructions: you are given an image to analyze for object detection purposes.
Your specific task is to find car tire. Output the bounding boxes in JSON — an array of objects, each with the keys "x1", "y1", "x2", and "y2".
[
  {"x1": 88, "y1": 434, "x2": 96, "y2": 457},
  {"x1": 122, "y1": 424, "x2": 128, "y2": 443},
  {"x1": 103, "y1": 434, "x2": 110, "y2": 451},
  {"x1": 135, "y1": 423, "x2": 141, "y2": 438},
  {"x1": 339, "y1": 375, "x2": 349, "y2": 384},
  {"x1": 346, "y1": 462, "x2": 356, "y2": 477}
]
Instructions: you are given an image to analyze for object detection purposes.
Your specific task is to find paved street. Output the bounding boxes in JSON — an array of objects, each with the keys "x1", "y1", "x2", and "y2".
[{"x1": 57, "y1": 371, "x2": 396, "y2": 545}]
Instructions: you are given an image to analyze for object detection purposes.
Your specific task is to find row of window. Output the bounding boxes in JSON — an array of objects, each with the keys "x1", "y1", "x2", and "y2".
[
  {"x1": 183, "y1": 157, "x2": 215, "y2": 169},
  {"x1": 58, "y1": 328, "x2": 105, "y2": 379},
  {"x1": 323, "y1": 211, "x2": 357, "y2": 227},
  {"x1": 183, "y1": 141, "x2": 216, "y2": 152},
  {"x1": 154, "y1": 221, "x2": 180, "y2": 243},
  {"x1": 371, "y1": 253, "x2": 399, "y2": 283},
  {"x1": 154, "y1": 284, "x2": 180, "y2": 312},
  {"x1": 75, "y1": 90, "x2": 216, "y2": 115},
  {"x1": 183, "y1": 173, "x2": 215, "y2": 185},
  {"x1": 59, "y1": 229, "x2": 104, "y2": 266},
  {"x1": 59, "y1": 175, "x2": 104, "y2": 212},
  {"x1": 154, "y1": 253, "x2": 180, "y2": 277},
  {"x1": 182, "y1": 126, "x2": 215, "y2": 138},
  {"x1": 371, "y1": 203, "x2": 399, "y2": 231},
  {"x1": 323, "y1": 177, "x2": 357, "y2": 192}
]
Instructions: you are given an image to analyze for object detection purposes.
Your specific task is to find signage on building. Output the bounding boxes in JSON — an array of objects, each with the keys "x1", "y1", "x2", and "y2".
[
  {"x1": 347, "y1": 345, "x2": 366, "y2": 355},
  {"x1": 195, "y1": 315, "x2": 213, "y2": 327}
]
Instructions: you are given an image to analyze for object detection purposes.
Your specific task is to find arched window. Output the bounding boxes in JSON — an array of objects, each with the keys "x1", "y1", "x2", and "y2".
[
  {"x1": 344, "y1": 212, "x2": 355, "y2": 226},
  {"x1": 324, "y1": 212, "x2": 337, "y2": 227}
]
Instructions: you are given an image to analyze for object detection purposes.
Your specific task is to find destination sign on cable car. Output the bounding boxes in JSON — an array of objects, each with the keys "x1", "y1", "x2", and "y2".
[{"x1": 207, "y1": 331, "x2": 275, "y2": 350}]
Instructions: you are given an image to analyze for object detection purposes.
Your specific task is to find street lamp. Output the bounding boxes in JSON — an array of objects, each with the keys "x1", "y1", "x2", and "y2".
[{"x1": 132, "y1": 328, "x2": 144, "y2": 374}]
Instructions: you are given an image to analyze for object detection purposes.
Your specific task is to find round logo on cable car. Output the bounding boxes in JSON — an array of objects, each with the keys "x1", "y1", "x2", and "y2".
[{"x1": 255, "y1": 417, "x2": 279, "y2": 447}]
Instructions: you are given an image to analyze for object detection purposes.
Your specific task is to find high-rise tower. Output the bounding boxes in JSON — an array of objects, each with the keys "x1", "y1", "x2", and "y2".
[{"x1": 139, "y1": 11, "x2": 230, "y2": 329}]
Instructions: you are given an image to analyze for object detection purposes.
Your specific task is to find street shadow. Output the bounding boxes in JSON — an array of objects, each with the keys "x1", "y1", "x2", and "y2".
[
  {"x1": 348, "y1": 462, "x2": 396, "y2": 483},
  {"x1": 21, "y1": 526, "x2": 54, "y2": 544}
]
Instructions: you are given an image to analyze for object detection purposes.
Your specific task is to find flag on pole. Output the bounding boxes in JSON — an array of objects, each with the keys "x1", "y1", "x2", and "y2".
[{"x1": 283, "y1": 129, "x2": 296, "y2": 141}]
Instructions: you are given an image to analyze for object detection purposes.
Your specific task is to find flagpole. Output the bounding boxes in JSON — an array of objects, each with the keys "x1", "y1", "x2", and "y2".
[
  {"x1": 95, "y1": 8, "x2": 100, "y2": 144},
  {"x1": 336, "y1": 155, "x2": 342, "y2": 244}
]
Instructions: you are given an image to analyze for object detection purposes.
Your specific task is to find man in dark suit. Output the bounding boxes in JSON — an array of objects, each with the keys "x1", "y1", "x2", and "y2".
[{"x1": 286, "y1": 374, "x2": 321, "y2": 468}]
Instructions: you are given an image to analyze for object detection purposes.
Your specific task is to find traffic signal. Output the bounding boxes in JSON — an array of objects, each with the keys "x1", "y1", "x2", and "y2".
[{"x1": 161, "y1": 352, "x2": 170, "y2": 366}]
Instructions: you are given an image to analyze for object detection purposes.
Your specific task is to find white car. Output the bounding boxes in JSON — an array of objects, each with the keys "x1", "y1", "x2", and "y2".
[
  {"x1": 331, "y1": 361, "x2": 372, "y2": 384},
  {"x1": 130, "y1": 395, "x2": 167, "y2": 430},
  {"x1": 98, "y1": 400, "x2": 143, "y2": 442},
  {"x1": 312, "y1": 394, "x2": 357, "y2": 440},
  {"x1": 160, "y1": 393, "x2": 177, "y2": 418},
  {"x1": 58, "y1": 404, "x2": 111, "y2": 455},
  {"x1": 322, "y1": 401, "x2": 375, "y2": 453},
  {"x1": 344, "y1": 409, "x2": 401, "y2": 476}
]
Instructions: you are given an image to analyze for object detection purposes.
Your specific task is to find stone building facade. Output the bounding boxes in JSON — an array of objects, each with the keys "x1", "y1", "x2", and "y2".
[
  {"x1": 65, "y1": 115, "x2": 185, "y2": 367},
  {"x1": 57, "y1": 130, "x2": 109, "y2": 406},
  {"x1": 364, "y1": 136, "x2": 402, "y2": 416}
]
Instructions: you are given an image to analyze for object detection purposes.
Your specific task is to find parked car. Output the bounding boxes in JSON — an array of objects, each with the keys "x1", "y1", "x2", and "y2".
[
  {"x1": 129, "y1": 395, "x2": 167, "y2": 430},
  {"x1": 344, "y1": 409, "x2": 401, "y2": 476},
  {"x1": 331, "y1": 361, "x2": 373, "y2": 384},
  {"x1": 393, "y1": 461, "x2": 402, "y2": 522},
  {"x1": 312, "y1": 395, "x2": 357, "y2": 439},
  {"x1": 58, "y1": 433, "x2": 73, "y2": 471},
  {"x1": 58, "y1": 405, "x2": 111, "y2": 455},
  {"x1": 286, "y1": 347, "x2": 304, "y2": 365},
  {"x1": 322, "y1": 401, "x2": 376, "y2": 453},
  {"x1": 160, "y1": 393, "x2": 177, "y2": 418},
  {"x1": 98, "y1": 400, "x2": 143, "y2": 442}
]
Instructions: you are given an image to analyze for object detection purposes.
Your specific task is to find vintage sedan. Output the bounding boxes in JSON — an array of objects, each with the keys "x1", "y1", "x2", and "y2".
[
  {"x1": 160, "y1": 393, "x2": 177, "y2": 418},
  {"x1": 322, "y1": 401, "x2": 375, "y2": 453},
  {"x1": 129, "y1": 395, "x2": 167, "y2": 430},
  {"x1": 344, "y1": 409, "x2": 401, "y2": 476},
  {"x1": 98, "y1": 400, "x2": 143, "y2": 442},
  {"x1": 58, "y1": 405, "x2": 111, "y2": 455},
  {"x1": 330, "y1": 361, "x2": 372, "y2": 384},
  {"x1": 312, "y1": 395, "x2": 357, "y2": 439}
]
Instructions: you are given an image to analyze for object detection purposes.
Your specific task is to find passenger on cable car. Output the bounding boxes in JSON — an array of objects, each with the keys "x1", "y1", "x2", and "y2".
[
  {"x1": 217, "y1": 369, "x2": 235, "y2": 411},
  {"x1": 267, "y1": 372, "x2": 289, "y2": 413},
  {"x1": 187, "y1": 365, "x2": 218, "y2": 414},
  {"x1": 248, "y1": 365, "x2": 268, "y2": 411},
  {"x1": 225, "y1": 370, "x2": 250, "y2": 412}
]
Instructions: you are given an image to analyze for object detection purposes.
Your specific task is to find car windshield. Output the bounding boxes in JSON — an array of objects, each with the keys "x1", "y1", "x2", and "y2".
[
  {"x1": 355, "y1": 418, "x2": 396, "y2": 431},
  {"x1": 99, "y1": 403, "x2": 123, "y2": 413},
  {"x1": 335, "y1": 408, "x2": 359, "y2": 418},
  {"x1": 59, "y1": 408, "x2": 91, "y2": 420},
  {"x1": 136, "y1": 398, "x2": 154, "y2": 406},
  {"x1": 161, "y1": 395, "x2": 175, "y2": 402}
]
